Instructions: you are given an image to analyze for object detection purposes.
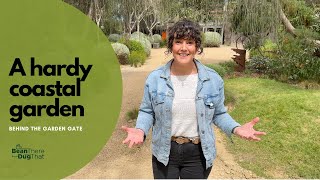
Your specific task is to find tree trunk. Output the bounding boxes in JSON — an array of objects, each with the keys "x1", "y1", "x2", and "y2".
[
  {"x1": 137, "y1": 23, "x2": 140, "y2": 33},
  {"x1": 87, "y1": 0, "x2": 94, "y2": 20},
  {"x1": 94, "y1": 0, "x2": 100, "y2": 27},
  {"x1": 223, "y1": 0, "x2": 231, "y2": 45},
  {"x1": 280, "y1": 8, "x2": 296, "y2": 37}
]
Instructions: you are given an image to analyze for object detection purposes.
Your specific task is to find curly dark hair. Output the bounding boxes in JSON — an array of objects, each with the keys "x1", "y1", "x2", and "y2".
[{"x1": 166, "y1": 19, "x2": 203, "y2": 54}]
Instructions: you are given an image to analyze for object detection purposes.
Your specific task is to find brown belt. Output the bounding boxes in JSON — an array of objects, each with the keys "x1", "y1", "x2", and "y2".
[{"x1": 171, "y1": 136, "x2": 200, "y2": 145}]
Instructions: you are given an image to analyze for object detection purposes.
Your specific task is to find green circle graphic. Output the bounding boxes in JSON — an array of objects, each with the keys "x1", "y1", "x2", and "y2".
[{"x1": 0, "y1": 0, "x2": 122, "y2": 179}]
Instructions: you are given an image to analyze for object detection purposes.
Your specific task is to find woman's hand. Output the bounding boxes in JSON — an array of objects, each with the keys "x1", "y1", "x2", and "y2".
[
  {"x1": 122, "y1": 126, "x2": 145, "y2": 148},
  {"x1": 233, "y1": 117, "x2": 266, "y2": 141}
]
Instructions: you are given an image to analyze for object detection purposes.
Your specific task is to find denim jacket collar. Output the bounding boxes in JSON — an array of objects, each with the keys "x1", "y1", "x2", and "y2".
[{"x1": 160, "y1": 59, "x2": 210, "y2": 81}]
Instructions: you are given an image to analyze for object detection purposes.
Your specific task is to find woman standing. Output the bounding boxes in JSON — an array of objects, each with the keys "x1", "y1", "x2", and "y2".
[{"x1": 122, "y1": 19, "x2": 266, "y2": 179}]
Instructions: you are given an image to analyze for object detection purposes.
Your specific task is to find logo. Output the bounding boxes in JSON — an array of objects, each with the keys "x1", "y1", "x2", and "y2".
[{"x1": 12, "y1": 144, "x2": 45, "y2": 160}]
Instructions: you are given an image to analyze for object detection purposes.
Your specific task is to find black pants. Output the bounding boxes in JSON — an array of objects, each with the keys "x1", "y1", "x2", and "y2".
[{"x1": 152, "y1": 141, "x2": 212, "y2": 179}]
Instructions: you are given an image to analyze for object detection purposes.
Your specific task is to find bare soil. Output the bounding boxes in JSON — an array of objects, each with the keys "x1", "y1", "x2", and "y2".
[{"x1": 66, "y1": 46, "x2": 257, "y2": 179}]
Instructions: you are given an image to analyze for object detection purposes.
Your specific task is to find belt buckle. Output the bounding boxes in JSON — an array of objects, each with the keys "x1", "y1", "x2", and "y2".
[
  {"x1": 175, "y1": 137, "x2": 185, "y2": 144},
  {"x1": 190, "y1": 137, "x2": 200, "y2": 144}
]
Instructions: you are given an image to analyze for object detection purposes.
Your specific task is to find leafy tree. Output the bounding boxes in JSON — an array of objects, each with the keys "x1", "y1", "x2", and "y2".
[
  {"x1": 230, "y1": 0, "x2": 320, "y2": 50},
  {"x1": 63, "y1": 0, "x2": 105, "y2": 27},
  {"x1": 230, "y1": 0, "x2": 281, "y2": 50},
  {"x1": 63, "y1": 0, "x2": 91, "y2": 14}
]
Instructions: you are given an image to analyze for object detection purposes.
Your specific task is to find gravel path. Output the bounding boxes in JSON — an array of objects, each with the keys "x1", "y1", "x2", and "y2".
[{"x1": 67, "y1": 46, "x2": 257, "y2": 179}]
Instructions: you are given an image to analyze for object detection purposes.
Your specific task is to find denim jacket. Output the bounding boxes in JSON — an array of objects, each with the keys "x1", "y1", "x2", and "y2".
[{"x1": 135, "y1": 59, "x2": 240, "y2": 169}]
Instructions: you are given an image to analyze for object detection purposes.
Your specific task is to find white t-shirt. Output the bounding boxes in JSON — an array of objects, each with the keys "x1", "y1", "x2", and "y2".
[{"x1": 171, "y1": 73, "x2": 199, "y2": 138}]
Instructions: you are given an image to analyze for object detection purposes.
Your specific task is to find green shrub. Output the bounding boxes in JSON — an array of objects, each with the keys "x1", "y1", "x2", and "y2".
[
  {"x1": 117, "y1": 33, "x2": 131, "y2": 44},
  {"x1": 247, "y1": 30, "x2": 320, "y2": 84},
  {"x1": 311, "y1": 17, "x2": 320, "y2": 34},
  {"x1": 130, "y1": 32, "x2": 151, "y2": 56},
  {"x1": 249, "y1": 53, "x2": 320, "y2": 83},
  {"x1": 204, "y1": 32, "x2": 222, "y2": 47},
  {"x1": 125, "y1": 40, "x2": 145, "y2": 54},
  {"x1": 247, "y1": 56, "x2": 271, "y2": 74},
  {"x1": 149, "y1": 34, "x2": 162, "y2": 44},
  {"x1": 206, "y1": 64, "x2": 226, "y2": 78},
  {"x1": 272, "y1": 32, "x2": 320, "y2": 83},
  {"x1": 160, "y1": 39, "x2": 167, "y2": 48},
  {"x1": 250, "y1": 39, "x2": 278, "y2": 59},
  {"x1": 117, "y1": 36, "x2": 127, "y2": 44},
  {"x1": 117, "y1": 39, "x2": 147, "y2": 62},
  {"x1": 128, "y1": 51, "x2": 147, "y2": 67},
  {"x1": 131, "y1": 31, "x2": 147, "y2": 39},
  {"x1": 111, "y1": 42, "x2": 130, "y2": 65},
  {"x1": 148, "y1": 36, "x2": 154, "y2": 43},
  {"x1": 219, "y1": 61, "x2": 237, "y2": 75},
  {"x1": 275, "y1": 54, "x2": 320, "y2": 83},
  {"x1": 108, "y1": 34, "x2": 120, "y2": 42},
  {"x1": 248, "y1": 54, "x2": 320, "y2": 83}
]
